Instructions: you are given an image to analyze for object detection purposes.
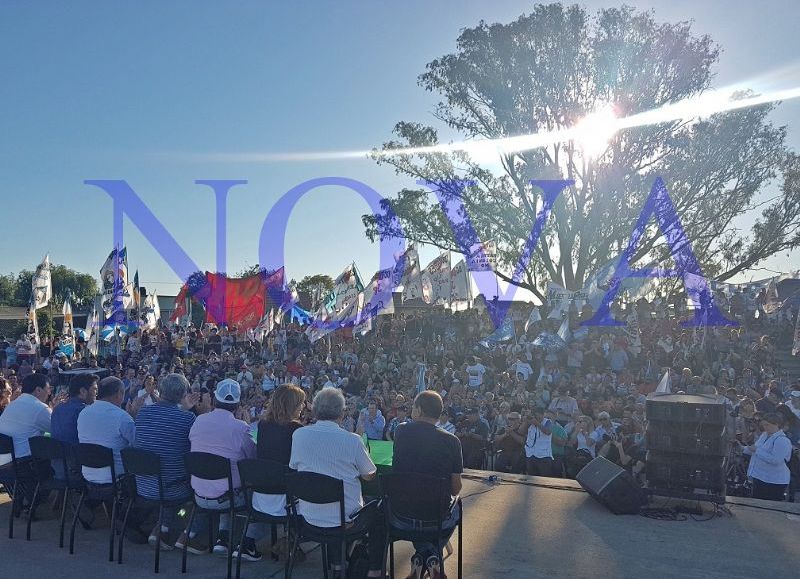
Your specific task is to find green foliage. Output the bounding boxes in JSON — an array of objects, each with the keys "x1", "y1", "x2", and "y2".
[
  {"x1": 365, "y1": 3, "x2": 798, "y2": 297},
  {"x1": 6, "y1": 264, "x2": 97, "y2": 308},
  {"x1": 296, "y1": 274, "x2": 335, "y2": 296}
]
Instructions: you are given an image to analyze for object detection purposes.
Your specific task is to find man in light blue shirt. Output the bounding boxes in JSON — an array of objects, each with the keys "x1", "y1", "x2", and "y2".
[
  {"x1": 357, "y1": 400, "x2": 386, "y2": 440},
  {"x1": 77, "y1": 376, "x2": 135, "y2": 484}
]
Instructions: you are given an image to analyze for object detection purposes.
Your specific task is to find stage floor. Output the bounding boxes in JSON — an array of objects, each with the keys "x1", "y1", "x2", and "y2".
[{"x1": 2, "y1": 471, "x2": 799, "y2": 579}]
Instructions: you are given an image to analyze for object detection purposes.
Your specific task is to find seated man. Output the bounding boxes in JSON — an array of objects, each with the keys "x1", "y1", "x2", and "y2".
[
  {"x1": 392, "y1": 391, "x2": 463, "y2": 579},
  {"x1": 134, "y1": 373, "x2": 196, "y2": 549},
  {"x1": 290, "y1": 387, "x2": 386, "y2": 578},
  {"x1": 0, "y1": 373, "x2": 53, "y2": 506},
  {"x1": 77, "y1": 376, "x2": 136, "y2": 484},
  {"x1": 178, "y1": 379, "x2": 263, "y2": 562},
  {"x1": 50, "y1": 373, "x2": 98, "y2": 478}
]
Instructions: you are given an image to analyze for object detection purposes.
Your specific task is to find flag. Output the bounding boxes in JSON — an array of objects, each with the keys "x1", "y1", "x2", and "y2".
[
  {"x1": 141, "y1": 291, "x2": 161, "y2": 330},
  {"x1": 531, "y1": 331, "x2": 566, "y2": 352},
  {"x1": 450, "y1": 259, "x2": 470, "y2": 301},
  {"x1": 324, "y1": 263, "x2": 364, "y2": 314},
  {"x1": 792, "y1": 308, "x2": 800, "y2": 356},
  {"x1": 100, "y1": 247, "x2": 128, "y2": 323},
  {"x1": 354, "y1": 292, "x2": 373, "y2": 337},
  {"x1": 466, "y1": 241, "x2": 496, "y2": 272},
  {"x1": 31, "y1": 255, "x2": 52, "y2": 310},
  {"x1": 763, "y1": 279, "x2": 782, "y2": 314},
  {"x1": 171, "y1": 284, "x2": 189, "y2": 322},
  {"x1": 202, "y1": 272, "x2": 268, "y2": 331},
  {"x1": 524, "y1": 306, "x2": 541, "y2": 333},
  {"x1": 655, "y1": 369, "x2": 671, "y2": 393},
  {"x1": 395, "y1": 246, "x2": 423, "y2": 302},
  {"x1": 361, "y1": 268, "x2": 395, "y2": 317},
  {"x1": 421, "y1": 252, "x2": 451, "y2": 304},
  {"x1": 254, "y1": 308, "x2": 275, "y2": 341},
  {"x1": 480, "y1": 315, "x2": 516, "y2": 346},
  {"x1": 133, "y1": 270, "x2": 141, "y2": 309},
  {"x1": 59, "y1": 290, "x2": 75, "y2": 357},
  {"x1": 415, "y1": 362, "x2": 427, "y2": 395},
  {"x1": 86, "y1": 296, "x2": 100, "y2": 357},
  {"x1": 556, "y1": 317, "x2": 571, "y2": 344},
  {"x1": 624, "y1": 307, "x2": 642, "y2": 355},
  {"x1": 25, "y1": 301, "x2": 40, "y2": 346}
]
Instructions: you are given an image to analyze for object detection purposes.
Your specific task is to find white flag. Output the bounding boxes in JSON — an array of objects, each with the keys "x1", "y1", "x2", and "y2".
[
  {"x1": 624, "y1": 307, "x2": 642, "y2": 355},
  {"x1": 325, "y1": 263, "x2": 363, "y2": 314},
  {"x1": 467, "y1": 241, "x2": 496, "y2": 272},
  {"x1": 792, "y1": 308, "x2": 800, "y2": 356},
  {"x1": 450, "y1": 259, "x2": 470, "y2": 301},
  {"x1": 556, "y1": 317, "x2": 571, "y2": 343},
  {"x1": 763, "y1": 279, "x2": 782, "y2": 314},
  {"x1": 354, "y1": 293, "x2": 373, "y2": 337},
  {"x1": 141, "y1": 292, "x2": 161, "y2": 330},
  {"x1": 85, "y1": 296, "x2": 101, "y2": 357},
  {"x1": 655, "y1": 370, "x2": 671, "y2": 393},
  {"x1": 31, "y1": 255, "x2": 52, "y2": 310},
  {"x1": 524, "y1": 306, "x2": 541, "y2": 333},
  {"x1": 362, "y1": 268, "x2": 395, "y2": 316},
  {"x1": 421, "y1": 252, "x2": 451, "y2": 304}
]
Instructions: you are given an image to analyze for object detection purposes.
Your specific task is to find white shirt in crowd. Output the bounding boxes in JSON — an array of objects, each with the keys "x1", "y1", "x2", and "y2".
[
  {"x1": 136, "y1": 388, "x2": 159, "y2": 406},
  {"x1": 0, "y1": 393, "x2": 52, "y2": 464},
  {"x1": 289, "y1": 420, "x2": 376, "y2": 527},
  {"x1": 237, "y1": 370, "x2": 254, "y2": 389},
  {"x1": 77, "y1": 400, "x2": 136, "y2": 483},
  {"x1": 466, "y1": 363, "x2": 486, "y2": 388},
  {"x1": 525, "y1": 419, "x2": 553, "y2": 459},
  {"x1": 744, "y1": 430, "x2": 792, "y2": 485},
  {"x1": 436, "y1": 419, "x2": 456, "y2": 434},
  {"x1": 576, "y1": 432, "x2": 598, "y2": 458},
  {"x1": 548, "y1": 396, "x2": 578, "y2": 417},
  {"x1": 511, "y1": 361, "x2": 533, "y2": 381}
]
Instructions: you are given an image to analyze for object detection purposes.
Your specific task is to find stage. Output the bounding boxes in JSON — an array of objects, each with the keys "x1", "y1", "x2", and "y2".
[{"x1": 2, "y1": 470, "x2": 799, "y2": 578}]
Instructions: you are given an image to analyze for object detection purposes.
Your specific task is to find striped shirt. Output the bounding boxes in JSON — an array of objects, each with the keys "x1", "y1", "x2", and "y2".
[{"x1": 134, "y1": 402, "x2": 196, "y2": 501}]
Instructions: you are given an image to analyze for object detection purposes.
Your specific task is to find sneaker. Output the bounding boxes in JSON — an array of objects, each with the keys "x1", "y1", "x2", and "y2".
[
  {"x1": 212, "y1": 538, "x2": 229, "y2": 556},
  {"x1": 405, "y1": 553, "x2": 424, "y2": 579},
  {"x1": 175, "y1": 532, "x2": 209, "y2": 555},
  {"x1": 148, "y1": 528, "x2": 175, "y2": 551},
  {"x1": 233, "y1": 542, "x2": 263, "y2": 562},
  {"x1": 426, "y1": 555, "x2": 447, "y2": 579}
]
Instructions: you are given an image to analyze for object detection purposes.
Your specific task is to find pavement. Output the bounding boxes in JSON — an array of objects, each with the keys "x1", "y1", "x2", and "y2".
[{"x1": 2, "y1": 471, "x2": 800, "y2": 579}]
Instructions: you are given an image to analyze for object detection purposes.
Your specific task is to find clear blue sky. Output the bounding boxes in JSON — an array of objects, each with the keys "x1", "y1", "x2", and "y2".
[{"x1": 1, "y1": 0, "x2": 799, "y2": 296}]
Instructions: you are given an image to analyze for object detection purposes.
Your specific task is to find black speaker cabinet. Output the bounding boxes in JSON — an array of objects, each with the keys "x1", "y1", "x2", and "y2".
[
  {"x1": 645, "y1": 393, "x2": 727, "y2": 426},
  {"x1": 576, "y1": 456, "x2": 645, "y2": 515}
]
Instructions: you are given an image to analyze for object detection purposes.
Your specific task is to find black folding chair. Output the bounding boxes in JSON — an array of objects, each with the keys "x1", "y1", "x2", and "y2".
[
  {"x1": 70, "y1": 443, "x2": 122, "y2": 561},
  {"x1": 28, "y1": 436, "x2": 83, "y2": 546},
  {"x1": 0, "y1": 432, "x2": 23, "y2": 539},
  {"x1": 119, "y1": 447, "x2": 189, "y2": 572},
  {"x1": 285, "y1": 471, "x2": 371, "y2": 579},
  {"x1": 182, "y1": 451, "x2": 244, "y2": 579},
  {"x1": 380, "y1": 473, "x2": 463, "y2": 579},
  {"x1": 235, "y1": 458, "x2": 289, "y2": 579}
]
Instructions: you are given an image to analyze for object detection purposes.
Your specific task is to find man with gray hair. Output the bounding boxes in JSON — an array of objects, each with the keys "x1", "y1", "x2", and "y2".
[
  {"x1": 134, "y1": 373, "x2": 198, "y2": 549},
  {"x1": 290, "y1": 387, "x2": 387, "y2": 577}
]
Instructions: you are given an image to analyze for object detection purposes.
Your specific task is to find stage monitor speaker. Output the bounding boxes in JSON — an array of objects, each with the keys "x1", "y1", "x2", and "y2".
[{"x1": 576, "y1": 456, "x2": 645, "y2": 515}]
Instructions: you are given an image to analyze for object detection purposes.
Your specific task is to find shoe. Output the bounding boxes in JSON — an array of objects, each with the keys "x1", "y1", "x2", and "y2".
[
  {"x1": 148, "y1": 527, "x2": 175, "y2": 551},
  {"x1": 426, "y1": 555, "x2": 446, "y2": 579},
  {"x1": 175, "y1": 532, "x2": 210, "y2": 555},
  {"x1": 233, "y1": 541, "x2": 263, "y2": 562},
  {"x1": 405, "y1": 553, "x2": 424, "y2": 579},
  {"x1": 212, "y1": 538, "x2": 229, "y2": 556}
]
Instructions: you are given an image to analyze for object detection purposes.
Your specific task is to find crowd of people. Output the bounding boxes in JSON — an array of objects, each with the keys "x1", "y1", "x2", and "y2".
[{"x1": 1, "y1": 293, "x2": 799, "y2": 576}]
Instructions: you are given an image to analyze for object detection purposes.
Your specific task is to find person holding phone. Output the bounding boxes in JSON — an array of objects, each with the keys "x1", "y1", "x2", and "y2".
[{"x1": 743, "y1": 412, "x2": 792, "y2": 501}]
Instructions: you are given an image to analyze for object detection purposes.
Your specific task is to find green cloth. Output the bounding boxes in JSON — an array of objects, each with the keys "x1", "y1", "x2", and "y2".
[
  {"x1": 366, "y1": 439, "x2": 394, "y2": 467},
  {"x1": 551, "y1": 421, "x2": 568, "y2": 457}
]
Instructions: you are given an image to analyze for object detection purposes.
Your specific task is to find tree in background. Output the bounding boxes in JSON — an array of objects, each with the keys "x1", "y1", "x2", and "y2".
[
  {"x1": 2, "y1": 264, "x2": 97, "y2": 308},
  {"x1": 363, "y1": 4, "x2": 800, "y2": 301},
  {"x1": 296, "y1": 274, "x2": 335, "y2": 309}
]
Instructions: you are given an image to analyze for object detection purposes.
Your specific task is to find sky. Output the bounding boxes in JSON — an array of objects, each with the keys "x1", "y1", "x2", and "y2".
[{"x1": 1, "y1": 0, "x2": 799, "y2": 298}]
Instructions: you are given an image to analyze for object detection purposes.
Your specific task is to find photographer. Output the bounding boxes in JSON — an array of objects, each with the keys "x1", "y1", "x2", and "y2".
[
  {"x1": 743, "y1": 412, "x2": 792, "y2": 501},
  {"x1": 493, "y1": 411, "x2": 526, "y2": 473},
  {"x1": 524, "y1": 407, "x2": 554, "y2": 476},
  {"x1": 456, "y1": 407, "x2": 489, "y2": 469}
]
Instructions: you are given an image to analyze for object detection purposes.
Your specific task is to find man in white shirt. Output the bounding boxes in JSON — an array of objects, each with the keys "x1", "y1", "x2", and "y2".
[
  {"x1": 0, "y1": 373, "x2": 53, "y2": 512},
  {"x1": 465, "y1": 356, "x2": 486, "y2": 390},
  {"x1": 237, "y1": 364, "x2": 254, "y2": 390},
  {"x1": 77, "y1": 376, "x2": 135, "y2": 484},
  {"x1": 289, "y1": 388, "x2": 386, "y2": 577},
  {"x1": 510, "y1": 357, "x2": 533, "y2": 382},
  {"x1": 524, "y1": 408, "x2": 554, "y2": 476}
]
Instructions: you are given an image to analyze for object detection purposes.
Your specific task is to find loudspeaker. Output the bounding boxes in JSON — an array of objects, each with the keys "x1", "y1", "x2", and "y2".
[{"x1": 576, "y1": 456, "x2": 645, "y2": 515}]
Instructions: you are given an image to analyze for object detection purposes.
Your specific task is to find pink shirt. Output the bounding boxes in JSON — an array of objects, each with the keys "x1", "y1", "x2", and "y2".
[{"x1": 188, "y1": 409, "x2": 256, "y2": 498}]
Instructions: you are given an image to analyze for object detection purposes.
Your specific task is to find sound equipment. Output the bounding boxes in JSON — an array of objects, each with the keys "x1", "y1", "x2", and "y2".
[
  {"x1": 576, "y1": 456, "x2": 646, "y2": 514},
  {"x1": 645, "y1": 393, "x2": 727, "y2": 425},
  {"x1": 645, "y1": 393, "x2": 728, "y2": 503}
]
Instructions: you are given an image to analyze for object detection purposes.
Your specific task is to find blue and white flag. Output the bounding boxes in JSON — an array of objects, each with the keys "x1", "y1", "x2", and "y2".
[
  {"x1": 531, "y1": 331, "x2": 566, "y2": 352},
  {"x1": 524, "y1": 306, "x2": 541, "y2": 333},
  {"x1": 416, "y1": 362, "x2": 427, "y2": 395},
  {"x1": 480, "y1": 315, "x2": 516, "y2": 346}
]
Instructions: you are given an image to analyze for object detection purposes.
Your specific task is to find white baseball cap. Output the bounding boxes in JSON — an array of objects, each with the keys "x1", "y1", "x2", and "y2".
[{"x1": 215, "y1": 379, "x2": 241, "y2": 404}]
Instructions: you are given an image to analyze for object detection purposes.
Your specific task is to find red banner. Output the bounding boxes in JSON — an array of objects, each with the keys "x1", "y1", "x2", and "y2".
[{"x1": 203, "y1": 272, "x2": 268, "y2": 330}]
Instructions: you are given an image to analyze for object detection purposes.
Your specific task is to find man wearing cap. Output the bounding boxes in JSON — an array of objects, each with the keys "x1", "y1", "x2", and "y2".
[
  {"x1": 457, "y1": 407, "x2": 490, "y2": 469},
  {"x1": 177, "y1": 379, "x2": 263, "y2": 561}
]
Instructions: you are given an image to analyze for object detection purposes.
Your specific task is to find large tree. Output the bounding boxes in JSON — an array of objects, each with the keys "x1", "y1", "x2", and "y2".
[
  {"x1": 11, "y1": 264, "x2": 97, "y2": 308},
  {"x1": 363, "y1": 4, "x2": 799, "y2": 301}
]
